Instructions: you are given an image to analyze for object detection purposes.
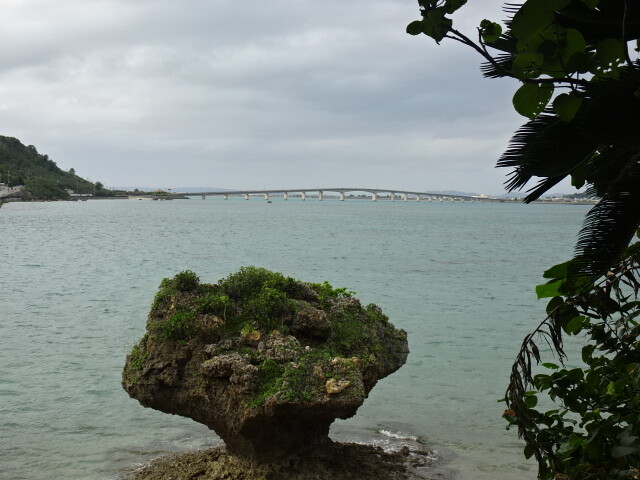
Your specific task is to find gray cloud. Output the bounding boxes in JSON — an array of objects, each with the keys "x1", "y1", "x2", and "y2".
[{"x1": 0, "y1": 0, "x2": 565, "y2": 194}]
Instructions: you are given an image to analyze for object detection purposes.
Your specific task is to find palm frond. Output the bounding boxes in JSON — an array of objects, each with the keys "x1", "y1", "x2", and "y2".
[
  {"x1": 585, "y1": 146, "x2": 637, "y2": 198},
  {"x1": 574, "y1": 69, "x2": 640, "y2": 149},
  {"x1": 523, "y1": 177, "x2": 564, "y2": 203},
  {"x1": 498, "y1": 65, "x2": 640, "y2": 201},
  {"x1": 498, "y1": 113, "x2": 598, "y2": 194},
  {"x1": 584, "y1": 185, "x2": 599, "y2": 198},
  {"x1": 573, "y1": 154, "x2": 640, "y2": 276},
  {"x1": 557, "y1": 1, "x2": 640, "y2": 43},
  {"x1": 480, "y1": 53, "x2": 513, "y2": 79},
  {"x1": 486, "y1": 33, "x2": 516, "y2": 53},
  {"x1": 480, "y1": 32, "x2": 516, "y2": 78},
  {"x1": 503, "y1": 3, "x2": 522, "y2": 19}
]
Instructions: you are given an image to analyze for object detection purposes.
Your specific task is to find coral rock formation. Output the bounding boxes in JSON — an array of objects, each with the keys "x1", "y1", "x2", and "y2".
[{"x1": 123, "y1": 268, "x2": 409, "y2": 461}]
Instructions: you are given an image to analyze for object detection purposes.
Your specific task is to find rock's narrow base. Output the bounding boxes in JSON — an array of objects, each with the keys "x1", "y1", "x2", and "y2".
[{"x1": 131, "y1": 442, "x2": 435, "y2": 480}]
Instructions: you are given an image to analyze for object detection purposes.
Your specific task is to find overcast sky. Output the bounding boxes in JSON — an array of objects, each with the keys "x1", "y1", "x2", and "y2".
[{"x1": 0, "y1": 0, "x2": 565, "y2": 194}]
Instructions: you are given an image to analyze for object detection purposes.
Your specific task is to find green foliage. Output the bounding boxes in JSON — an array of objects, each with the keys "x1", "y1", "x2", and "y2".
[
  {"x1": 24, "y1": 177, "x2": 70, "y2": 200},
  {"x1": 151, "y1": 268, "x2": 305, "y2": 339},
  {"x1": 408, "y1": 1, "x2": 640, "y2": 477},
  {"x1": 248, "y1": 350, "x2": 340, "y2": 407},
  {"x1": 0, "y1": 135, "x2": 111, "y2": 198},
  {"x1": 406, "y1": 1, "x2": 467, "y2": 41},
  {"x1": 152, "y1": 310, "x2": 198, "y2": 341},
  {"x1": 217, "y1": 267, "x2": 302, "y2": 333},
  {"x1": 480, "y1": 19, "x2": 502, "y2": 44},
  {"x1": 196, "y1": 293, "x2": 230, "y2": 316},
  {"x1": 123, "y1": 340, "x2": 149, "y2": 383},
  {"x1": 220, "y1": 266, "x2": 301, "y2": 299},
  {"x1": 408, "y1": 1, "x2": 640, "y2": 118},
  {"x1": 513, "y1": 83, "x2": 554, "y2": 119},
  {"x1": 128, "y1": 342, "x2": 149, "y2": 371},
  {"x1": 506, "y1": 242, "x2": 640, "y2": 479},
  {"x1": 552, "y1": 93, "x2": 583, "y2": 122},
  {"x1": 309, "y1": 280, "x2": 354, "y2": 307},
  {"x1": 248, "y1": 358, "x2": 285, "y2": 408},
  {"x1": 149, "y1": 271, "x2": 207, "y2": 340},
  {"x1": 242, "y1": 287, "x2": 294, "y2": 331},
  {"x1": 151, "y1": 270, "x2": 201, "y2": 311},
  {"x1": 173, "y1": 270, "x2": 200, "y2": 292},
  {"x1": 248, "y1": 353, "x2": 331, "y2": 407},
  {"x1": 151, "y1": 279, "x2": 173, "y2": 311},
  {"x1": 330, "y1": 304, "x2": 377, "y2": 355},
  {"x1": 279, "y1": 353, "x2": 326, "y2": 402}
]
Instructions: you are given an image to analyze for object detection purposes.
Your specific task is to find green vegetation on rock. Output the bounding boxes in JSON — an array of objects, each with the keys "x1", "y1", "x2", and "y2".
[
  {"x1": 152, "y1": 310, "x2": 199, "y2": 341},
  {"x1": 249, "y1": 358, "x2": 286, "y2": 408},
  {"x1": 149, "y1": 267, "x2": 356, "y2": 339},
  {"x1": 172, "y1": 270, "x2": 200, "y2": 292},
  {"x1": 123, "y1": 339, "x2": 149, "y2": 384},
  {"x1": 136, "y1": 267, "x2": 408, "y2": 408}
]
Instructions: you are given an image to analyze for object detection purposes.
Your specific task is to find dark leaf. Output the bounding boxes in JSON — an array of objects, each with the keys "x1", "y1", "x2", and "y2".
[{"x1": 573, "y1": 155, "x2": 640, "y2": 276}]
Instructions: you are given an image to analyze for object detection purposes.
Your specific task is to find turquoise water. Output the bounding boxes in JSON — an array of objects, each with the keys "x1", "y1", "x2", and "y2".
[{"x1": 0, "y1": 198, "x2": 590, "y2": 479}]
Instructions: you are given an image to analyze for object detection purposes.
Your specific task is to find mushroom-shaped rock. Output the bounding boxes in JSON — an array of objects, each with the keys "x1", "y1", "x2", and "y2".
[{"x1": 122, "y1": 267, "x2": 409, "y2": 462}]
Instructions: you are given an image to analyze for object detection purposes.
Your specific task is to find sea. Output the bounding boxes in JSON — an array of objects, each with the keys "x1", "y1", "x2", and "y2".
[{"x1": 0, "y1": 197, "x2": 591, "y2": 480}]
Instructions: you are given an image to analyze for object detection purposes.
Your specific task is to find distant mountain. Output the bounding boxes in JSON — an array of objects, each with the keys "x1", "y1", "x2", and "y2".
[{"x1": 0, "y1": 135, "x2": 107, "y2": 200}]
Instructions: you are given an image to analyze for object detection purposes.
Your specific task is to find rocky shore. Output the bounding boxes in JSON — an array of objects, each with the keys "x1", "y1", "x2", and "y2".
[{"x1": 130, "y1": 442, "x2": 436, "y2": 480}]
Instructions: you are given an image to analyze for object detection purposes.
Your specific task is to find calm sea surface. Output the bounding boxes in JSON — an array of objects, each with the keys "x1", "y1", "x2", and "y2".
[{"x1": 0, "y1": 198, "x2": 591, "y2": 480}]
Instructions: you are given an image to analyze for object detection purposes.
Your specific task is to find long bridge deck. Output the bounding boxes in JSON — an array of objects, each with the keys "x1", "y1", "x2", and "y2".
[{"x1": 181, "y1": 188, "x2": 496, "y2": 202}]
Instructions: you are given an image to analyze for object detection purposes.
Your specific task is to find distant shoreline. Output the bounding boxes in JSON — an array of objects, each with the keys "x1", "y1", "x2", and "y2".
[{"x1": 0, "y1": 196, "x2": 597, "y2": 206}]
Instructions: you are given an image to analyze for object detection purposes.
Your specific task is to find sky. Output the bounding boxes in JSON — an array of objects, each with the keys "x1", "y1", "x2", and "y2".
[{"x1": 0, "y1": 0, "x2": 567, "y2": 195}]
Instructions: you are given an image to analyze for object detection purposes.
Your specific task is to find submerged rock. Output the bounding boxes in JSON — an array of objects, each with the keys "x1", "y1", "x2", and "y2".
[{"x1": 123, "y1": 267, "x2": 409, "y2": 462}]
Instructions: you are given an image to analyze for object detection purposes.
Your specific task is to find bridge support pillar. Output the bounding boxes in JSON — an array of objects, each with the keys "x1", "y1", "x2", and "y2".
[
  {"x1": 390, "y1": 192, "x2": 395, "y2": 202},
  {"x1": 402, "y1": 193, "x2": 408, "y2": 202},
  {"x1": 223, "y1": 194, "x2": 228, "y2": 200},
  {"x1": 283, "y1": 192, "x2": 288, "y2": 201},
  {"x1": 318, "y1": 190, "x2": 323, "y2": 201},
  {"x1": 339, "y1": 192, "x2": 345, "y2": 201},
  {"x1": 301, "y1": 192, "x2": 306, "y2": 201},
  {"x1": 244, "y1": 194, "x2": 249, "y2": 200},
  {"x1": 416, "y1": 195, "x2": 421, "y2": 202},
  {"x1": 371, "y1": 193, "x2": 378, "y2": 201},
  {"x1": 264, "y1": 193, "x2": 269, "y2": 201}
]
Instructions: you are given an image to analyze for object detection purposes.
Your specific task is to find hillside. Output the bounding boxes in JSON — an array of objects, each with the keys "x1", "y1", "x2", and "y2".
[{"x1": 0, "y1": 135, "x2": 110, "y2": 200}]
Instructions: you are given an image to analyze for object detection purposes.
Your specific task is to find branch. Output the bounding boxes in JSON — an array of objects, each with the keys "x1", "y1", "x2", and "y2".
[
  {"x1": 449, "y1": 28, "x2": 511, "y2": 75},
  {"x1": 447, "y1": 27, "x2": 589, "y2": 87}
]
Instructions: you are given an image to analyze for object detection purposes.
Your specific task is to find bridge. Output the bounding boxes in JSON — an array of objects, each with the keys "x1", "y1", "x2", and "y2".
[{"x1": 182, "y1": 188, "x2": 496, "y2": 202}]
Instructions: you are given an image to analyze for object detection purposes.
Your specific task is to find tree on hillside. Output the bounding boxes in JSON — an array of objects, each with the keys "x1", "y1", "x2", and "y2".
[
  {"x1": 0, "y1": 136, "x2": 112, "y2": 199},
  {"x1": 408, "y1": 1, "x2": 640, "y2": 478}
]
